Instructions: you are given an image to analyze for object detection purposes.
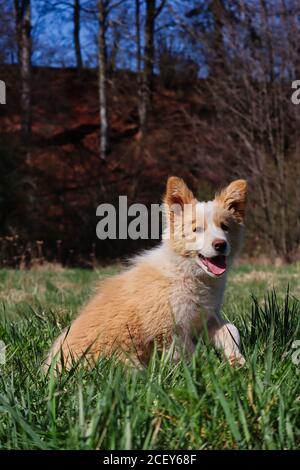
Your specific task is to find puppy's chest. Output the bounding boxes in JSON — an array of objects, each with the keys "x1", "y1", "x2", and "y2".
[{"x1": 169, "y1": 279, "x2": 219, "y2": 327}]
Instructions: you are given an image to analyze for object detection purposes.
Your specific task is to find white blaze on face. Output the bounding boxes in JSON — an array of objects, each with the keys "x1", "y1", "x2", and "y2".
[{"x1": 186, "y1": 201, "x2": 230, "y2": 258}]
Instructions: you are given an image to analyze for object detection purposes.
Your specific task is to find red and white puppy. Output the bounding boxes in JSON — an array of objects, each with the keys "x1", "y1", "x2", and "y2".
[{"x1": 46, "y1": 177, "x2": 247, "y2": 370}]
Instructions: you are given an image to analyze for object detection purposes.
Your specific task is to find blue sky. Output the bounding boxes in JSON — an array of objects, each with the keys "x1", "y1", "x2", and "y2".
[
  {"x1": 29, "y1": 0, "x2": 199, "y2": 69},
  {"x1": 0, "y1": 0, "x2": 207, "y2": 75},
  {"x1": 31, "y1": 0, "x2": 98, "y2": 67},
  {"x1": 31, "y1": 0, "x2": 152, "y2": 68}
]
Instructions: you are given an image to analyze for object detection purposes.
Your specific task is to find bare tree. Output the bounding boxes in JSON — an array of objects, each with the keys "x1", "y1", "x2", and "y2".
[
  {"x1": 138, "y1": 0, "x2": 155, "y2": 136},
  {"x1": 98, "y1": 0, "x2": 108, "y2": 159},
  {"x1": 135, "y1": 0, "x2": 141, "y2": 75},
  {"x1": 210, "y1": 0, "x2": 226, "y2": 73},
  {"x1": 186, "y1": 0, "x2": 300, "y2": 260},
  {"x1": 14, "y1": 0, "x2": 32, "y2": 143},
  {"x1": 37, "y1": 0, "x2": 87, "y2": 70},
  {"x1": 138, "y1": 0, "x2": 167, "y2": 137},
  {"x1": 97, "y1": 0, "x2": 127, "y2": 159},
  {"x1": 74, "y1": 0, "x2": 83, "y2": 71}
]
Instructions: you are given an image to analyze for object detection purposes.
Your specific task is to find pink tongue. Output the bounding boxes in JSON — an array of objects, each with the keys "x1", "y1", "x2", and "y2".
[{"x1": 206, "y1": 256, "x2": 226, "y2": 275}]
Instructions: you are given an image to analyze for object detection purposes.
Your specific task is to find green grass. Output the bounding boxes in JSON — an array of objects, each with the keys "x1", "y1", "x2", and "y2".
[{"x1": 0, "y1": 263, "x2": 300, "y2": 450}]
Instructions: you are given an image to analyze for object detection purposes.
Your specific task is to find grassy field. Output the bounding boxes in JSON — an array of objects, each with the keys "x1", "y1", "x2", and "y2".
[{"x1": 0, "y1": 263, "x2": 299, "y2": 450}]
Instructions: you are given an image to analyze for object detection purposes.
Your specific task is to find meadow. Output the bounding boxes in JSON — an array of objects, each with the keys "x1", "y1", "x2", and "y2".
[{"x1": 0, "y1": 263, "x2": 299, "y2": 450}]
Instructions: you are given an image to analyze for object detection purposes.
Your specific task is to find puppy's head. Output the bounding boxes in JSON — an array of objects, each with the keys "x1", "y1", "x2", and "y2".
[{"x1": 164, "y1": 177, "x2": 248, "y2": 278}]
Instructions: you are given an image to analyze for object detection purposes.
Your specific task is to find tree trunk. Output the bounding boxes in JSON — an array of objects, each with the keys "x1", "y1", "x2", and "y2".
[
  {"x1": 74, "y1": 0, "x2": 83, "y2": 71},
  {"x1": 139, "y1": 0, "x2": 156, "y2": 135},
  {"x1": 14, "y1": 0, "x2": 32, "y2": 144},
  {"x1": 210, "y1": 0, "x2": 225, "y2": 74},
  {"x1": 135, "y1": 0, "x2": 141, "y2": 74},
  {"x1": 144, "y1": 0, "x2": 156, "y2": 94},
  {"x1": 108, "y1": 27, "x2": 121, "y2": 74},
  {"x1": 98, "y1": 0, "x2": 108, "y2": 160}
]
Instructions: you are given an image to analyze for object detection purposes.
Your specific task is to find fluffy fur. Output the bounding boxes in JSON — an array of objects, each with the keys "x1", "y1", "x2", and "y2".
[{"x1": 45, "y1": 177, "x2": 248, "y2": 371}]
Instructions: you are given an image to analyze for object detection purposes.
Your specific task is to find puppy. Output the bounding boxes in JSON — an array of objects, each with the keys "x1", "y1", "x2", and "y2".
[{"x1": 45, "y1": 177, "x2": 247, "y2": 371}]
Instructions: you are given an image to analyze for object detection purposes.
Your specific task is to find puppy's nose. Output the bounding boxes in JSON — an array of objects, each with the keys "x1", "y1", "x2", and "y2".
[{"x1": 213, "y1": 239, "x2": 227, "y2": 253}]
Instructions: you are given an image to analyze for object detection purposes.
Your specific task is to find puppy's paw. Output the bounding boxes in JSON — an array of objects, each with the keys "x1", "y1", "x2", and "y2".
[{"x1": 229, "y1": 353, "x2": 246, "y2": 368}]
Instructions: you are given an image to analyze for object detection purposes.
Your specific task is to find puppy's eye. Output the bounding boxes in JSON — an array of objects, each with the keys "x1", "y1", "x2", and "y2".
[
  {"x1": 221, "y1": 223, "x2": 229, "y2": 232},
  {"x1": 193, "y1": 227, "x2": 197, "y2": 232}
]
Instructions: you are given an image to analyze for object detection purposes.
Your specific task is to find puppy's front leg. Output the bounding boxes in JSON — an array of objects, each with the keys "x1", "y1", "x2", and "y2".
[
  {"x1": 170, "y1": 330, "x2": 195, "y2": 363},
  {"x1": 207, "y1": 316, "x2": 245, "y2": 367}
]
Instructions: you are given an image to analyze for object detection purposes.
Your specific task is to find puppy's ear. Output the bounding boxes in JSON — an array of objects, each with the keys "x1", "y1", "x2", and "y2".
[
  {"x1": 216, "y1": 180, "x2": 248, "y2": 221},
  {"x1": 165, "y1": 177, "x2": 195, "y2": 212}
]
